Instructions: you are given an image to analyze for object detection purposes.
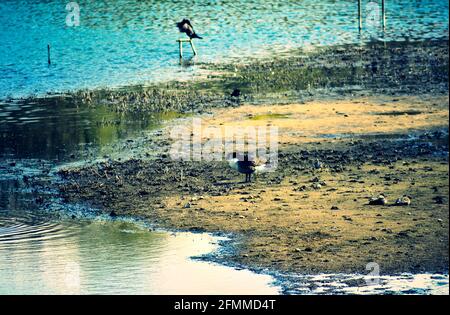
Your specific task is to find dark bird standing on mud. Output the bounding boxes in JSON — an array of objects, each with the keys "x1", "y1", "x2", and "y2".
[
  {"x1": 176, "y1": 19, "x2": 203, "y2": 39},
  {"x1": 227, "y1": 152, "x2": 270, "y2": 183}
]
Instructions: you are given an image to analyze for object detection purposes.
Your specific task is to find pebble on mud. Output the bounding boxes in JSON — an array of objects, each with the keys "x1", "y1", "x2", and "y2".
[
  {"x1": 369, "y1": 194, "x2": 388, "y2": 205},
  {"x1": 395, "y1": 196, "x2": 412, "y2": 206}
]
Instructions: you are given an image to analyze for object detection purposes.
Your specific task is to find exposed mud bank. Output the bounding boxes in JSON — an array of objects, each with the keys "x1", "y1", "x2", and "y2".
[{"x1": 55, "y1": 96, "x2": 449, "y2": 276}]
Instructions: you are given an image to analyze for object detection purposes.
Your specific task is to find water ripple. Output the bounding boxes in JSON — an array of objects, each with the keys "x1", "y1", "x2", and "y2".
[
  {"x1": 0, "y1": 0, "x2": 448, "y2": 98},
  {"x1": 0, "y1": 217, "x2": 73, "y2": 246}
]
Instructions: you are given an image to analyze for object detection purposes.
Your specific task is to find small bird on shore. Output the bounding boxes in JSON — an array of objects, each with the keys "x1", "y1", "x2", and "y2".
[
  {"x1": 227, "y1": 152, "x2": 270, "y2": 183},
  {"x1": 176, "y1": 19, "x2": 203, "y2": 39},
  {"x1": 231, "y1": 89, "x2": 241, "y2": 98}
]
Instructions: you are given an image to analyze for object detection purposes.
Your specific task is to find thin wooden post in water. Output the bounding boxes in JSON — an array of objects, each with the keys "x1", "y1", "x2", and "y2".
[
  {"x1": 177, "y1": 39, "x2": 198, "y2": 60},
  {"x1": 190, "y1": 40, "x2": 197, "y2": 56},
  {"x1": 47, "y1": 44, "x2": 51, "y2": 65},
  {"x1": 381, "y1": 0, "x2": 386, "y2": 30},
  {"x1": 178, "y1": 40, "x2": 183, "y2": 59},
  {"x1": 358, "y1": 0, "x2": 362, "y2": 33}
]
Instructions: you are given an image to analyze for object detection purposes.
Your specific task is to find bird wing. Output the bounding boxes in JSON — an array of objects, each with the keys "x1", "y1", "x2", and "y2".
[
  {"x1": 183, "y1": 19, "x2": 193, "y2": 27},
  {"x1": 238, "y1": 160, "x2": 256, "y2": 168},
  {"x1": 176, "y1": 19, "x2": 195, "y2": 34}
]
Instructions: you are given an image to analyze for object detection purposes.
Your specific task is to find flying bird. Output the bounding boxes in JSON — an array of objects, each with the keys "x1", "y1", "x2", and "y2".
[
  {"x1": 176, "y1": 19, "x2": 203, "y2": 39},
  {"x1": 227, "y1": 152, "x2": 271, "y2": 183}
]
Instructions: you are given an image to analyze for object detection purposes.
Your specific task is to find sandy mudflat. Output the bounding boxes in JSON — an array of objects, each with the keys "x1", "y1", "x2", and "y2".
[{"x1": 58, "y1": 93, "x2": 449, "y2": 275}]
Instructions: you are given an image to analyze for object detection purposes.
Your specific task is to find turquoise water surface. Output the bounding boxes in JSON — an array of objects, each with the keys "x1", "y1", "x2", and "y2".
[{"x1": 0, "y1": 0, "x2": 448, "y2": 98}]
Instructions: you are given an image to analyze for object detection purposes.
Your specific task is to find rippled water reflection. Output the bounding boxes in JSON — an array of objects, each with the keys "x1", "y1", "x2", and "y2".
[
  {"x1": 0, "y1": 0, "x2": 448, "y2": 97},
  {"x1": 0, "y1": 97, "x2": 181, "y2": 159},
  {"x1": 0, "y1": 199, "x2": 279, "y2": 295}
]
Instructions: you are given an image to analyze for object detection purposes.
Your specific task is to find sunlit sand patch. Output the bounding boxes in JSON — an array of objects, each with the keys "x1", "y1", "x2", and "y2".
[{"x1": 186, "y1": 95, "x2": 449, "y2": 146}]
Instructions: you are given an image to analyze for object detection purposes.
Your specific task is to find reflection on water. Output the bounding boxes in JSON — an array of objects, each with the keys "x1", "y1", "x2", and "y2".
[
  {"x1": 0, "y1": 0, "x2": 448, "y2": 98},
  {"x1": 0, "y1": 196, "x2": 278, "y2": 295},
  {"x1": 0, "y1": 98, "x2": 181, "y2": 160}
]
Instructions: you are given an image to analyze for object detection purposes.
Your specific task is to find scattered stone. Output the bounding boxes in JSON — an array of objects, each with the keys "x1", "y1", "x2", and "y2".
[
  {"x1": 183, "y1": 202, "x2": 191, "y2": 209},
  {"x1": 313, "y1": 159, "x2": 323, "y2": 170},
  {"x1": 109, "y1": 210, "x2": 117, "y2": 217},
  {"x1": 395, "y1": 196, "x2": 411, "y2": 206},
  {"x1": 433, "y1": 196, "x2": 445, "y2": 204},
  {"x1": 139, "y1": 190, "x2": 149, "y2": 196},
  {"x1": 331, "y1": 206, "x2": 339, "y2": 210},
  {"x1": 369, "y1": 194, "x2": 388, "y2": 205},
  {"x1": 294, "y1": 185, "x2": 307, "y2": 192},
  {"x1": 342, "y1": 215, "x2": 353, "y2": 221}
]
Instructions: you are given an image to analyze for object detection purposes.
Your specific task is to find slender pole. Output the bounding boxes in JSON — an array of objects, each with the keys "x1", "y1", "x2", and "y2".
[
  {"x1": 190, "y1": 39, "x2": 197, "y2": 56},
  {"x1": 381, "y1": 0, "x2": 386, "y2": 30},
  {"x1": 358, "y1": 0, "x2": 362, "y2": 33},
  {"x1": 178, "y1": 40, "x2": 183, "y2": 59},
  {"x1": 47, "y1": 44, "x2": 51, "y2": 65}
]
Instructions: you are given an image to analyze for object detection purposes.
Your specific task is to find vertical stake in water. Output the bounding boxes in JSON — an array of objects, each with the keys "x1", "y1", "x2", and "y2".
[
  {"x1": 177, "y1": 39, "x2": 198, "y2": 62},
  {"x1": 47, "y1": 44, "x2": 51, "y2": 65},
  {"x1": 189, "y1": 39, "x2": 197, "y2": 56},
  {"x1": 358, "y1": 0, "x2": 362, "y2": 33},
  {"x1": 178, "y1": 40, "x2": 183, "y2": 59},
  {"x1": 381, "y1": 0, "x2": 386, "y2": 30}
]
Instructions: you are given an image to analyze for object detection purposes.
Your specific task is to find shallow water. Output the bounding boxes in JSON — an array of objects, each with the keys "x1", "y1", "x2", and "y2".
[
  {"x1": 282, "y1": 272, "x2": 449, "y2": 295},
  {"x1": 0, "y1": 98, "x2": 184, "y2": 159},
  {"x1": 0, "y1": 182, "x2": 279, "y2": 295},
  {"x1": 0, "y1": 0, "x2": 448, "y2": 98}
]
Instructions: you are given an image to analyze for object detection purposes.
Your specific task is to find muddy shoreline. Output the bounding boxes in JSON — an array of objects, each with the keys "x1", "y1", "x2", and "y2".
[
  {"x1": 4, "y1": 39, "x2": 448, "y2": 113},
  {"x1": 56, "y1": 122, "x2": 449, "y2": 274},
  {"x1": 23, "y1": 39, "x2": 449, "y2": 290}
]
